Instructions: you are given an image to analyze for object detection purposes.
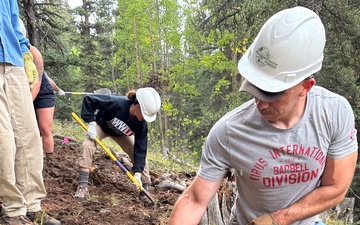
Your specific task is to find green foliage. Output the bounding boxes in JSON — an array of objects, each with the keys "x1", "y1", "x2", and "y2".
[
  {"x1": 52, "y1": 119, "x2": 85, "y2": 141},
  {"x1": 148, "y1": 151, "x2": 199, "y2": 173},
  {"x1": 54, "y1": 96, "x2": 83, "y2": 120}
]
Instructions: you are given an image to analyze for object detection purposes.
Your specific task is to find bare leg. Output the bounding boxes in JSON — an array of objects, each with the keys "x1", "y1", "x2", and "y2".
[{"x1": 36, "y1": 107, "x2": 55, "y2": 154}]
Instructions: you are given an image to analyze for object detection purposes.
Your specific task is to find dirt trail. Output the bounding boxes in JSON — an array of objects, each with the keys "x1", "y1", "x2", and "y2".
[{"x1": 41, "y1": 142, "x2": 191, "y2": 225}]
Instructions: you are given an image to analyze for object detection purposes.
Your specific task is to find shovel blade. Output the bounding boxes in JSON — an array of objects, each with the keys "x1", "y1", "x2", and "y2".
[{"x1": 93, "y1": 88, "x2": 111, "y2": 95}]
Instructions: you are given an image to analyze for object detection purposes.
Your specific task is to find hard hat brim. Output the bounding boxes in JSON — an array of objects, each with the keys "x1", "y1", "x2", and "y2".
[
  {"x1": 142, "y1": 113, "x2": 156, "y2": 123},
  {"x1": 240, "y1": 79, "x2": 285, "y2": 102}
]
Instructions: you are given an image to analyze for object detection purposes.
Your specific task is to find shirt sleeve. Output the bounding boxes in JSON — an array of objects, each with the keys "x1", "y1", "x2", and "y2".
[
  {"x1": 198, "y1": 116, "x2": 231, "y2": 182},
  {"x1": 132, "y1": 123, "x2": 148, "y2": 172},
  {"x1": 327, "y1": 96, "x2": 358, "y2": 158},
  {"x1": 10, "y1": 2, "x2": 29, "y2": 53},
  {"x1": 81, "y1": 95, "x2": 112, "y2": 123}
]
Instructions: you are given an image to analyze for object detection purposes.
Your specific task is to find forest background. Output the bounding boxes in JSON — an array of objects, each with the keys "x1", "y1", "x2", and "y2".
[{"x1": 19, "y1": 0, "x2": 360, "y2": 221}]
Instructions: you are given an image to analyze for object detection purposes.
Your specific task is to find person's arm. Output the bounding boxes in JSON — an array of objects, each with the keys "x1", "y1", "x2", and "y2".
[
  {"x1": 168, "y1": 176, "x2": 223, "y2": 225},
  {"x1": 47, "y1": 75, "x2": 64, "y2": 95},
  {"x1": 132, "y1": 125, "x2": 148, "y2": 173},
  {"x1": 29, "y1": 45, "x2": 43, "y2": 100},
  {"x1": 270, "y1": 151, "x2": 358, "y2": 225},
  {"x1": 81, "y1": 95, "x2": 112, "y2": 122}
]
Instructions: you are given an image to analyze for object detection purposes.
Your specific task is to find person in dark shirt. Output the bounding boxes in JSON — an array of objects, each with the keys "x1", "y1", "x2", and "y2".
[{"x1": 75, "y1": 87, "x2": 161, "y2": 205}]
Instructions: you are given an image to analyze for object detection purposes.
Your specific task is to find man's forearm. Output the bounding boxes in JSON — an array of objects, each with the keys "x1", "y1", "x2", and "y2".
[
  {"x1": 273, "y1": 153, "x2": 357, "y2": 225},
  {"x1": 168, "y1": 193, "x2": 207, "y2": 225},
  {"x1": 168, "y1": 176, "x2": 222, "y2": 225}
]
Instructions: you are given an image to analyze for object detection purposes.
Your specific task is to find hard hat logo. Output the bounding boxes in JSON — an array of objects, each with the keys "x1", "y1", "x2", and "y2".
[
  {"x1": 255, "y1": 47, "x2": 277, "y2": 69},
  {"x1": 136, "y1": 87, "x2": 161, "y2": 123}
]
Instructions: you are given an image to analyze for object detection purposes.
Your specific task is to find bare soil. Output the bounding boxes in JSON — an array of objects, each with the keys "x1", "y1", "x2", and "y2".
[{"x1": 39, "y1": 140, "x2": 195, "y2": 225}]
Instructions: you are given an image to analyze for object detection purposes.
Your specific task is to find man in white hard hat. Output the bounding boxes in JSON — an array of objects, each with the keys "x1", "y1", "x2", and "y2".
[
  {"x1": 74, "y1": 87, "x2": 161, "y2": 205},
  {"x1": 168, "y1": 6, "x2": 357, "y2": 225}
]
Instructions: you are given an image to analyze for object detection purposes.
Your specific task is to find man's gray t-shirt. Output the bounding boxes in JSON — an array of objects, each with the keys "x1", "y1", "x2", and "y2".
[{"x1": 198, "y1": 86, "x2": 358, "y2": 225}]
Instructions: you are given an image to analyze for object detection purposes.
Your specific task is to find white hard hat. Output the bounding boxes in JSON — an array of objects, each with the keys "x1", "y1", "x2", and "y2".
[
  {"x1": 19, "y1": 18, "x2": 27, "y2": 37},
  {"x1": 136, "y1": 87, "x2": 161, "y2": 122},
  {"x1": 239, "y1": 6, "x2": 325, "y2": 101}
]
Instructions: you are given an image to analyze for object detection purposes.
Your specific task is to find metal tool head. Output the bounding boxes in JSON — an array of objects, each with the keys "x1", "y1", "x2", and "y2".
[{"x1": 93, "y1": 88, "x2": 111, "y2": 95}]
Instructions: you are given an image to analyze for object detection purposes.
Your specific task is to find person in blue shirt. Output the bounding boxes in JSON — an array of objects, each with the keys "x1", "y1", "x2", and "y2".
[
  {"x1": 74, "y1": 87, "x2": 161, "y2": 205},
  {"x1": 0, "y1": 1, "x2": 61, "y2": 224}
]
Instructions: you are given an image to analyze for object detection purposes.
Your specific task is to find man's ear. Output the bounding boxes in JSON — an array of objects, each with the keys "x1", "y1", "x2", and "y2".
[{"x1": 300, "y1": 78, "x2": 316, "y2": 96}]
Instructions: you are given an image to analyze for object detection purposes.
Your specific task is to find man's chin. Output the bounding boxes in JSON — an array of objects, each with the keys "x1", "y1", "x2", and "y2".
[{"x1": 260, "y1": 114, "x2": 278, "y2": 122}]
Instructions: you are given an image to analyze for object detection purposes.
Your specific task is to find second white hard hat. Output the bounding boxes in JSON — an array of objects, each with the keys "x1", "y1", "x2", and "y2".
[
  {"x1": 137, "y1": 87, "x2": 161, "y2": 122},
  {"x1": 238, "y1": 6, "x2": 326, "y2": 100}
]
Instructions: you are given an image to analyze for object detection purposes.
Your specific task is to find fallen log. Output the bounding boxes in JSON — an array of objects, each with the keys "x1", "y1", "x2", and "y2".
[{"x1": 158, "y1": 180, "x2": 186, "y2": 192}]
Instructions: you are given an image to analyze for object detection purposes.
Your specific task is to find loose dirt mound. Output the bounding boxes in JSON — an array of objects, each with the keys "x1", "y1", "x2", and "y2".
[{"x1": 41, "y1": 140, "x2": 194, "y2": 225}]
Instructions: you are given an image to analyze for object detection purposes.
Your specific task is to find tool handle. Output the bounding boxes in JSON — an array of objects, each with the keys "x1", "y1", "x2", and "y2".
[
  {"x1": 65, "y1": 92, "x2": 93, "y2": 95},
  {"x1": 72, "y1": 112, "x2": 118, "y2": 162}
]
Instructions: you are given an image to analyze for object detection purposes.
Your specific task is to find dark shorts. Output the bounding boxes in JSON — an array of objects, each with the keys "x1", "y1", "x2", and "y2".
[{"x1": 33, "y1": 72, "x2": 55, "y2": 109}]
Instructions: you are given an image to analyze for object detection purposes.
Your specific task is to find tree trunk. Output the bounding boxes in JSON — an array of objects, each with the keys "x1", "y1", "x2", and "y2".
[
  {"x1": 200, "y1": 176, "x2": 236, "y2": 225},
  {"x1": 231, "y1": 36, "x2": 238, "y2": 92},
  {"x1": 329, "y1": 197, "x2": 355, "y2": 224},
  {"x1": 133, "y1": 18, "x2": 142, "y2": 85},
  {"x1": 200, "y1": 194, "x2": 225, "y2": 225},
  {"x1": 21, "y1": 0, "x2": 40, "y2": 49}
]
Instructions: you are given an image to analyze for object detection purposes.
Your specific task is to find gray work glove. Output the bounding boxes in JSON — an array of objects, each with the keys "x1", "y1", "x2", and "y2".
[
  {"x1": 134, "y1": 172, "x2": 142, "y2": 189},
  {"x1": 86, "y1": 121, "x2": 97, "y2": 141},
  {"x1": 57, "y1": 89, "x2": 65, "y2": 96}
]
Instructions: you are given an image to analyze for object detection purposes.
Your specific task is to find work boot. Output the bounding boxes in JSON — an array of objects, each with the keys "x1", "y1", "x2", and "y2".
[
  {"x1": 0, "y1": 215, "x2": 35, "y2": 225},
  {"x1": 139, "y1": 184, "x2": 152, "y2": 206},
  {"x1": 45, "y1": 153, "x2": 54, "y2": 165},
  {"x1": 74, "y1": 185, "x2": 89, "y2": 201},
  {"x1": 27, "y1": 210, "x2": 60, "y2": 225}
]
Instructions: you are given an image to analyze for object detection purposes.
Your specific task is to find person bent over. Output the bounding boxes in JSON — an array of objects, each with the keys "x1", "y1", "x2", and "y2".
[{"x1": 75, "y1": 87, "x2": 161, "y2": 205}]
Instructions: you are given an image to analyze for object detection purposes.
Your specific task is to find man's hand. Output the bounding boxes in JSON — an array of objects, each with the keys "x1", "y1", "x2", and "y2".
[
  {"x1": 86, "y1": 121, "x2": 97, "y2": 141},
  {"x1": 23, "y1": 52, "x2": 39, "y2": 89},
  {"x1": 134, "y1": 172, "x2": 142, "y2": 189},
  {"x1": 57, "y1": 89, "x2": 65, "y2": 96},
  {"x1": 248, "y1": 214, "x2": 280, "y2": 225}
]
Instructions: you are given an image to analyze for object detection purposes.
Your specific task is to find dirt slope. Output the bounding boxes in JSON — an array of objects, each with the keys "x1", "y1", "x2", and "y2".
[{"x1": 41, "y1": 140, "x2": 193, "y2": 225}]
